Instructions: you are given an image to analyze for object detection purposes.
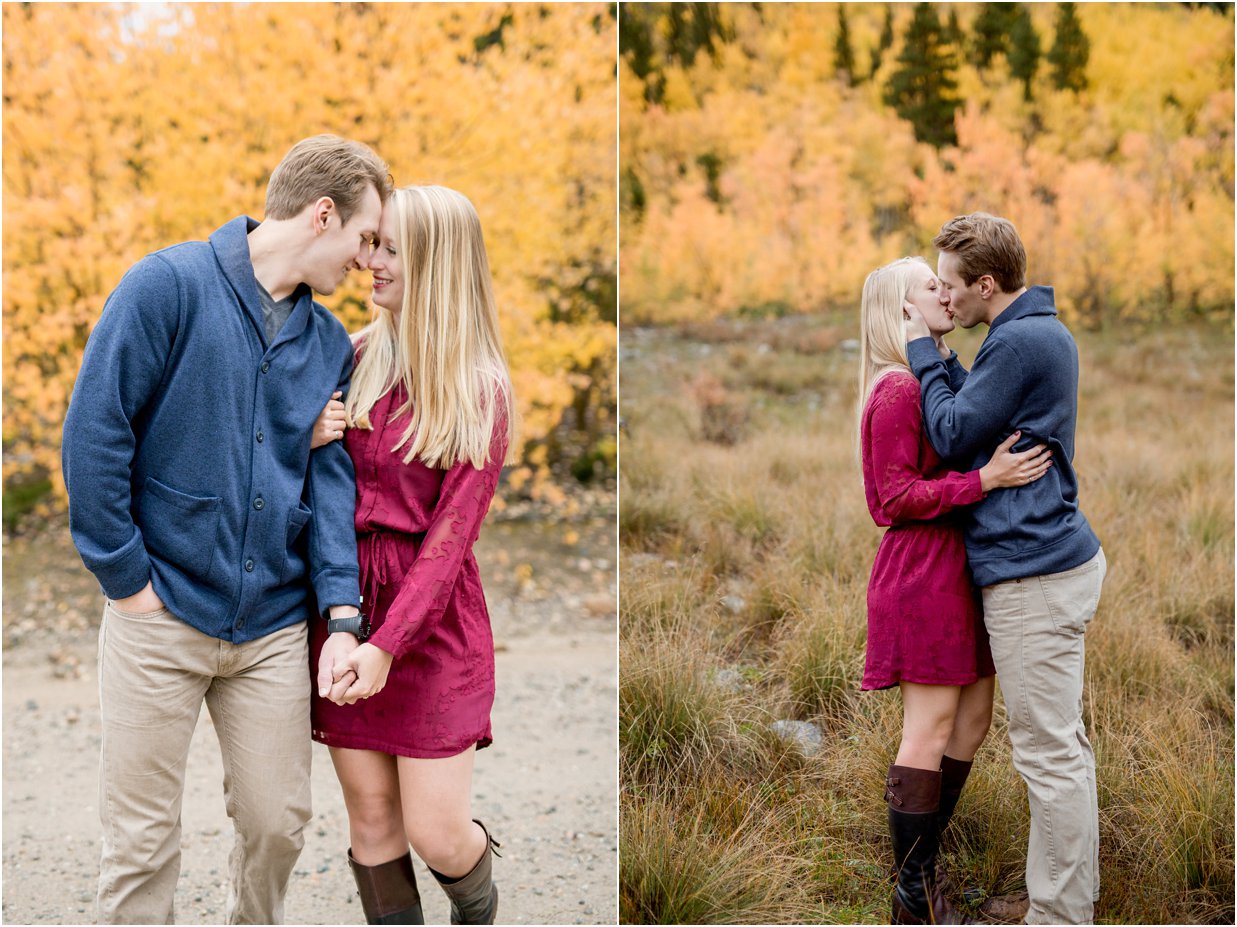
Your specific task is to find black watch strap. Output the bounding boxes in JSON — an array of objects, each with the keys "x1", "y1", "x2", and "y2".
[{"x1": 326, "y1": 613, "x2": 371, "y2": 642}]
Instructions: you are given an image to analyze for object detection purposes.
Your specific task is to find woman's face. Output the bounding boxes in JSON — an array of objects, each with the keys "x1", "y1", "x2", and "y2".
[
  {"x1": 904, "y1": 262, "x2": 953, "y2": 337},
  {"x1": 368, "y1": 205, "x2": 404, "y2": 313}
]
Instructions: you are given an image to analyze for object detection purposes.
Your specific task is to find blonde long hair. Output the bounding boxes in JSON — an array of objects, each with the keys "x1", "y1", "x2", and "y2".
[
  {"x1": 345, "y1": 185, "x2": 517, "y2": 469},
  {"x1": 856, "y1": 256, "x2": 929, "y2": 437}
]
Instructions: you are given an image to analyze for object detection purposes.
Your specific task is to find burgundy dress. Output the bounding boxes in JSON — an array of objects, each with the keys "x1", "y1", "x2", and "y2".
[
  {"x1": 860, "y1": 371, "x2": 995, "y2": 690},
  {"x1": 310, "y1": 383, "x2": 507, "y2": 758}
]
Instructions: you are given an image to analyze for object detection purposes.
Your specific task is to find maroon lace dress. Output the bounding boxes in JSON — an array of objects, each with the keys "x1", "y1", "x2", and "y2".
[
  {"x1": 859, "y1": 371, "x2": 995, "y2": 690},
  {"x1": 310, "y1": 382, "x2": 507, "y2": 757}
]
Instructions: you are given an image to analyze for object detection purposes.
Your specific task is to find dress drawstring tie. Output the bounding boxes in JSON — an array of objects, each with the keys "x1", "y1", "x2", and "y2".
[{"x1": 359, "y1": 532, "x2": 397, "y2": 615}]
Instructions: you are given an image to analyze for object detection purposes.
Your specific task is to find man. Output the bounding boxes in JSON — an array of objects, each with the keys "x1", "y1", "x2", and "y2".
[
  {"x1": 904, "y1": 213, "x2": 1105, "y2": 925},
  {"x1": 62, "y1": 135, "x2": 392, "y2": 924}
]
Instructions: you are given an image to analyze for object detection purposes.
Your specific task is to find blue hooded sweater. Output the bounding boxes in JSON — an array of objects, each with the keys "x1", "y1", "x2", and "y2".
[
  {"x1": 62, "y1": 217, "x2": 361, "y2": 642},
  {"x1": 907, "y1": 285, "x2": 1100, "y2": 586}
]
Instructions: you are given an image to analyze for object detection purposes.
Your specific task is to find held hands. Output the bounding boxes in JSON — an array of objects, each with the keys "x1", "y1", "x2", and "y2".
[
  {"x1": 311, "y1": 391, "x2": 347, "y2": 449},
  {"x1": 316, "y1": 630, "x2": 361, "y2": 703},
  {"x1": 337, "y1": 643, "x2": 394, "y2": 705},
  {"x1": 979, "y1": 431, "x2": 1053, "y2": 493}
]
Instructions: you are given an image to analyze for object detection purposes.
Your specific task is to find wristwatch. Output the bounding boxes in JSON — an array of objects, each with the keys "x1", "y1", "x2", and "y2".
[{"x1": 326, "y1": 612, "x2": 371, "y2": 642}]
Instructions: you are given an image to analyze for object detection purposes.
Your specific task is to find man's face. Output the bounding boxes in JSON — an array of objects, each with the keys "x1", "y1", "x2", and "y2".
[
  {"x1": 306, "y1": 186, "x2": 383, "y2": 295},
  {"x1": 936, "y1": 250, "x2": 985, "y2": 329}
]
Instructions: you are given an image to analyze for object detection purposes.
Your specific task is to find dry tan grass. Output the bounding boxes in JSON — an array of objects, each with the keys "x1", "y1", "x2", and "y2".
[{"x1": 619, "y1": 317, "x2": 1235, "y2": 924}]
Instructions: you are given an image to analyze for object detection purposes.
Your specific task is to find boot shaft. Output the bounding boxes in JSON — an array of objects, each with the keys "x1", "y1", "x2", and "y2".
[
  {"x1": 348, "y1": 849, "x2": 425, "y2": 925},
  {"x1": 431, "y1": 819, "x2": 501, "y2": 926},
  {"x1": 886, "y1": 765, "x2": 941, "y2": 923}
]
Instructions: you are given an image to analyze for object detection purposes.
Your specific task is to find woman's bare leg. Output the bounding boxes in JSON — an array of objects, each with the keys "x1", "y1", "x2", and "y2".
[
  {"x1": 396, "y1": 747, "x2": 488, "y2": 878},
  {"x1": 895, "y1": 682, "x2": 962, "y2": 770},
  {"x1": 944, "y1": 675, "x2": 995, "y2": 761},
  {"x1": 328, "y1": 747, "x2": 406, "y2": 865}
]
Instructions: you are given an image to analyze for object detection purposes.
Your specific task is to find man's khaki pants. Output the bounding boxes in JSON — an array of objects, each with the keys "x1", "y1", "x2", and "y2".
[
  {"x1": 982, "y1": 548, "x2": 1106, "y2": 926},
  {"x1": 95, "y1": 600, "x2": 312, "y2": 925}
]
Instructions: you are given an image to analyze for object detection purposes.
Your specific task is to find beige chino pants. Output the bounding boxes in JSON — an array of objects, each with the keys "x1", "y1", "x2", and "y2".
[
  {"x1": 982, "y1": 548, "x2": 1106, "y2": 926},
  {"x1": 95, "y1": 601, "x2": 312, "y2": 925}
]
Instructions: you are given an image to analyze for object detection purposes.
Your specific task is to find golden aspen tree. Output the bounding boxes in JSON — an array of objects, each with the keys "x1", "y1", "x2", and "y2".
[{"x1": 4, "y1": 2, "x2": 616, "y2": 517}]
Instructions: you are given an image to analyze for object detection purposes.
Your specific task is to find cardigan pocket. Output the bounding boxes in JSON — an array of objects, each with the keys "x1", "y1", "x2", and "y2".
[
  {"x1": 138, "y1": 477, "x2": 222, "y2": 582},
  {"x1": 279, "y1": 501, "x2": 313, "y2": 585}
]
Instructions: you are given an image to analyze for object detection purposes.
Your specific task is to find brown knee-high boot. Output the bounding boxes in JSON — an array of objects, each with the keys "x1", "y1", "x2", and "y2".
[
  {"x1": 347, "y1": 849, "x2": 425, "y2": 925},
  {"x1": 886, "y1": 764, "x2": 974, "y2": 925},
  {"x1": 429, "y1": 820, "x2": 501, "y2": 925}
]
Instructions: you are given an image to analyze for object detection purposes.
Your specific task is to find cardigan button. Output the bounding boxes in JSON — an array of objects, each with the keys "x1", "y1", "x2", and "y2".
[
  {"x1": 260, "y1": 361, "x2": 271, "y2": 374},
  {"x1": 256, "y1": 430, "x2": 264, "y2": 443},
  {"x1": 253, "y1": 497, "x2": 264, "y2": 511},
  {"x1": 244, "y1": 559, "x2": 255, "y2": 572}
]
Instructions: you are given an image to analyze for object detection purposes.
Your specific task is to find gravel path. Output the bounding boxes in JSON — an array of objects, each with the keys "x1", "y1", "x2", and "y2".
[{"x1": 2, "y1": 513, "x2": 617, "y2": 925}]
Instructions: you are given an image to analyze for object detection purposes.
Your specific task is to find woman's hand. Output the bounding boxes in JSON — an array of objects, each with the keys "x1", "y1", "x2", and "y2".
[
  {"x1": 339, "y1": 643, "x2": 395, "y2": 704},
  {"x1": 979, "y1": 431, "x2": 1053, "y2": 492},
  {"x1": 311, "y1": 391, "x2": 347, "y2": 449}
]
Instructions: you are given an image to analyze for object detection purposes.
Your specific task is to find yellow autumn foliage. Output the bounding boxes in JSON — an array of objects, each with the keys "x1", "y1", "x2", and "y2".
[
  {"x1": 621, "y1": 3, "x2": 1234, "y2": 328},
  {"x1": 3, "y1": 2, "x2": 616, "y2": 513}
]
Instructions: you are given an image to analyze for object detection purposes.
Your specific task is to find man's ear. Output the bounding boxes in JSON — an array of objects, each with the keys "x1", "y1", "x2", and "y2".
[
  {"x1": 977, "y1": 274, "x2": 998, "y2": 299},
  {"x1": 312, "y1": 196, "x2": 337, "y2": 234}
]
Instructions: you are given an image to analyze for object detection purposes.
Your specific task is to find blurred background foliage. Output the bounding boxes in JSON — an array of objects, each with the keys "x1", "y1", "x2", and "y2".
[
  {"x1": 3, "y1": 1, "x2": 617, "y2": 528},
  {"x1": 619, "y1": 1, "x2": 1234, "y2": 327}
]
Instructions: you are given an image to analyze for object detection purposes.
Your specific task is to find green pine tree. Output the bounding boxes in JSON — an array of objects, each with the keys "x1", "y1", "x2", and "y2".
[
  {"x1": 619, "y1": 3, "x2": 664, "y2": 103},
  {"x1": 884, "y1": 3, "x2": 961, "y2": 148},
  {"x1": 945, "y1": 7, "x2": 964, "y2": 47},
  {"x1": 834, "y1": 5, "x2": 859, "y2": 86},
  {"x1": 972, "y1": 2, "x2": 1017, "y2": 70},
  {"x1": 1008, "y1": 5, "x2": 1042, "y2": 101},
  {"x1": 869, "y1": 4, "x2": 895, "y2": 78},
  {"x1": 665, "y1": 2, "x2": 731, "y2": 70},
  {"x1": 1048, "y1": 2, "x2": 1090, "y2": 92}
]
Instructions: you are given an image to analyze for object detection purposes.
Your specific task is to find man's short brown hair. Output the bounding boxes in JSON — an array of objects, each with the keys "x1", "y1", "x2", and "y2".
[
  {"x1": 932, "y1": 213, "x2": 1027, "y2": 293},
  {"x1": 265, "y1": 135, "x2": 393, "y2": 226}
]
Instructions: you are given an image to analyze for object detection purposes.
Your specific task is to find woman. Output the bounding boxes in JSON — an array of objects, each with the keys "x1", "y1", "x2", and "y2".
[
  {"x1": 309, "y1": 185, "x2": 517, "y2": 925},
  {"x1": 857, "y1": 257, "x2": 1051, "y2": 925}
]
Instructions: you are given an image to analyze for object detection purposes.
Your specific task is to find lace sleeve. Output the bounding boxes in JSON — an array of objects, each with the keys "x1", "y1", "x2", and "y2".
[
  {"x1": 865, "y1": 375, "x2": 983, "y2": 526},
  {"x1": 366, "y1": 411, "x2": 509, "y2": 660}
]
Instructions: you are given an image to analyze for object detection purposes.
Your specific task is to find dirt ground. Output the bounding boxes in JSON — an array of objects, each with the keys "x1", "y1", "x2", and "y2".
[{"x1": 2, "y1": 507, "x2": 617, "y2": 926}]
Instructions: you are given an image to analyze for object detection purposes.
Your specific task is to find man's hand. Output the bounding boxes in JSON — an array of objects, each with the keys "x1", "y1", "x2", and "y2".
[
  {"x1": 936, "y1": 336, "x2": 952, "y2": 360},
  {"x1": 311, "y1": 391, "x2": 348, "y2": 449},
  {"x1": 112, "y1": 581, "x2": 165, "y2": 614},
  {"x1": 317, "y1": 631, "x2": 360, "y2": 701},
  {"x1": 903, "y1": 301, "x2": 931, "y2": 343},
  {"x1": 338, "y1": 643, "x2": 395, "y2": 704}
]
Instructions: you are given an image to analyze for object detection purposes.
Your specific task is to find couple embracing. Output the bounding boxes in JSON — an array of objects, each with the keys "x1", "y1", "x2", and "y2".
[
  {"x1": 858, "y1": 214, "x2": 1106, "y2": 925},
  {"x1": 63, "y1": 136, "x2": 514, "y2": 925}
]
